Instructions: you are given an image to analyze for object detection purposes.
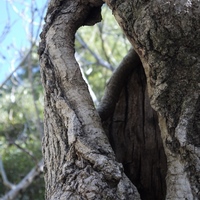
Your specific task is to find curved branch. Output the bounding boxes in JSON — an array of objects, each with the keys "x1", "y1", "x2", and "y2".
[
  {"x1": 0, "y1": 160, "x2": 43, "y2": 200},
  {"x1": 97, "y1": 48, "x2": 141, "y2": 121},
  {"x1": 38, "y1": 0, "x2": 140, "y2": 199}
]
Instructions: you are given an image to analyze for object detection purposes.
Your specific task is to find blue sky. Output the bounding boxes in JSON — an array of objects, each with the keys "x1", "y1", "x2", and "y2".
[{"x1": 0, "y1": 0, "x2": 47, "y2": 84}]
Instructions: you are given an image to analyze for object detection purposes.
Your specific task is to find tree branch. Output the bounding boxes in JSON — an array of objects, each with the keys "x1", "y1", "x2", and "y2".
[
  {"x1": 0, "y1": 156, "x2": 15, "y2": 189},
  {"x1": 97, "y1": 48, "x2": 141, "y2": 121},
  {"x1": 0, "y1": 1, "x2": 47, "y2": 89},
  {"x1": 38, "y1": 0, "x2": 141, "y2": 199},
  {"x1": 0, "y1": 159, "x2": 43, "y2": 200},
  {"x1": 0, "y1": 49, "x2": 32, "y2": 89},
  {"x1": 76, "y1": 33, "x2": 114, "y2": 71},
  {"x1": 11, "y1": 141, "x2": 37, "y2": 163}
]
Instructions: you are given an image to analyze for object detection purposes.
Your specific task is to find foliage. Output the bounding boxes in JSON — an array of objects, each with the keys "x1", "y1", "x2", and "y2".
[
  {"x1": 76, "y1": 5, "x2": 130, "y2": 102},
  {"x1": 0, "y1": 47, "x2": 44, "y2": 199}
]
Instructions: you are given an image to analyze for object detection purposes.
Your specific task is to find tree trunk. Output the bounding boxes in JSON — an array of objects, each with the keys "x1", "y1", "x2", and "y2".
[
  {"x1": 38, "y1": 0, "x2": 140, "y2": 199},
  {"x1": 105, "y1": 0, "x2": 200, "y2": 199},
  {"x1": 39, "y1": 0, "x2": 200, "y2": 199}
]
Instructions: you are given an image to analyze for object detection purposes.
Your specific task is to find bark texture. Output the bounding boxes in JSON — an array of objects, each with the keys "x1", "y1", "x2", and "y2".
[
  {"x1": 98, "y1": 48, "x2": 141, "y2": 121},
  {"x1": 39, "y1": 0, "x2": 140, "y2": 199},
  {"x1": 102, "y1": 61, "x2": 167, "y2": 200},
  {"x1": 105, "y1": 0, "x2": 200, "y2": 199}
]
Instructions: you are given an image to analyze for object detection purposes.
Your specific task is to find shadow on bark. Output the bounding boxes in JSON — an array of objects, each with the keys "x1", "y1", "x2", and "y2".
[{"x1": 102, "y1": 61, "x2": 167, "y2": 200}]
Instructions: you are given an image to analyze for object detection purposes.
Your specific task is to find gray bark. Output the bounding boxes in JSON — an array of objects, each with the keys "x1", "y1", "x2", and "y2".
[
  {"x1": 105, "y1": 0, "x2": 200, "y2": 199},
  {"x1": 97, "y1": 48, "x2": 141, "y2": 120},
  {"x1": 102, "y1": 58, "x2": 167, "y2": 200},
  {"x1": 39, "y1": 0, "x2": 140, "y2": 199}
]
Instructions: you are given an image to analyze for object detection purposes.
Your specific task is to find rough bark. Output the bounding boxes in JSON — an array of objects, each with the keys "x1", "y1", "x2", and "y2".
[
  {"x1": 39, "y1": 0, "x2": 140, "y2": 199},
  {"x1": 105, "y1": 0, "x2": 200, "y2": 199},
  {"x1": 97, "y1": 48, "x2": 141, "y2": 121},
  {"x1": 102, "y1": 59, "x2": 167, "y2": 200}
]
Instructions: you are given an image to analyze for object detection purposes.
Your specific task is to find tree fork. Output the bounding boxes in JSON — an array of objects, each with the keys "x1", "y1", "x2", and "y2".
[{"x1": 104, "y1": 0, "x2": 200, "y2": 199}]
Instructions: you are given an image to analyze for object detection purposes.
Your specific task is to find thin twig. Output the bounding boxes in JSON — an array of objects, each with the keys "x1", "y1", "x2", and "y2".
[
  {"x1": 11, "y1": 141, "x2": 38, "y2": 163},
  {"x1": 0, "y1": 49, "x2": 32, "y2": 90},
  {"x1": 28, "y1": 0, "x2": 44, "y2": 139},
  {"x1": 76, "y1": 33, "x2": 114, "y2": 71},
  {"x1": 0, "y1": 1, "x2": 47, "y2": 90},
  {"x1": 98, "y1": 23, "x2": 112, "y2": 66}
]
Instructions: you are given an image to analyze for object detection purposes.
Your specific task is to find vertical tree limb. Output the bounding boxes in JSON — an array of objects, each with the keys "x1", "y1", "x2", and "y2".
[
  {"x1": 39, "y1": 0, "x2": 141, "y2": 199},
  {"x1": 105, "y1": 0, "x2": 200, "y2": 199},
  {"x1": 0, "y1": 159, "x2": 43, "y2": 200}
]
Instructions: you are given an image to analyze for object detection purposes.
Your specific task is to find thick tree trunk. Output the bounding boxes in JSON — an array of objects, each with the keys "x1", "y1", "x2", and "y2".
[
  {"x1": 105, "y1": 0, "x2": 200, "y2": 199},
  {"x1": 38, "y1": 0, "x2": 140, "y2": 199},
  {"x1": 39, "y1": 0, "x2": 200, "y2": 199}
]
